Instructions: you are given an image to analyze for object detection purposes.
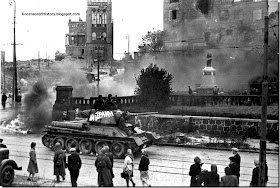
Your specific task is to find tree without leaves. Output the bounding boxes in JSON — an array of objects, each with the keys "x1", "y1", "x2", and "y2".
[
  {"x1": 134, "y1": 64, "x2": 173, "y2": 110},
  {"x1": 138, "y1": 30, "x2": 165, "y2": 53}
]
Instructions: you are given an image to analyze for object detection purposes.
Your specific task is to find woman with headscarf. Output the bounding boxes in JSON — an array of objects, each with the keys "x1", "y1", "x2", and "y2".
[
  {"x1": 95, "y1": 147, "x2": 113, "y2": 187},
  {"x1": 189, "y1": 156, "x2": 203, "y2": 187},
  {"x1": 204, "y1": 164, "x2": 220, "y2": 187},
  {"x1": 27, "y1": 142, "x2": 38, "y2": 182},
  {"x1": 123, "y1": 149, "x2": 135, "y2": 187},
  {"x1": 138, "y1": 149, "x2": 151, "y2": 187},
  {"x1": 53, "y1": 142, "x2": 66, "y2": 182}
]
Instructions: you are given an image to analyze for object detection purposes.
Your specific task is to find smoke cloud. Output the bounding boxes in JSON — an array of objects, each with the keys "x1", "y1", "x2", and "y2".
[{"x1": 23, "y1": 80, "x2": 52, "y2": 133}]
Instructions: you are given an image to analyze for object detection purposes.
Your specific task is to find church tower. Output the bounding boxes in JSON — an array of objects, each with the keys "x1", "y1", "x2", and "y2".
[{"x1": 86, "y1": 0, "x2": 113, "y2": 68}]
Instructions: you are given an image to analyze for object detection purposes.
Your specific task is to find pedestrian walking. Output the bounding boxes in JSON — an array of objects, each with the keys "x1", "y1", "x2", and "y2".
[
  {"x1": 188, "y1": 86, "x2": 193, "y2": 95},
  {"x1": 67, "y1": 143, "x2": 82, "y2": 187},
  {"x1": 53, "y1": 142, "x2": 66, "y2": 182},
  {"x1": 138, "y1": 149, "x2": 151, "y2": 187},
  {"x1": 1, "y1": 93, "x2": 7, "y2": 109},
  {"x1": 95, "y1": 147, "x2": 113, "y2": 187},
  {"x1": 27, "y1": 142, "x2": 38, "y2": 182},
  {"x1": 220, "y1": 166, "x2": 238, "y2": 187},
  {"x1": 204, "y1": 164, "x2": 220, "y2": 187},
  {"x1": 123, "y1": 149, "x2": 136, "y2": 187},
  {"x1": 229, "y1": 157, "x2": 240, "y2": 184},
  {"x1": 231, "y1": 147, "x2": 241, "y2": 167},
  {"x1": 249, "y1": 159, "x2": 268, "y2": 187},
  {"x1": 104, "y1": 146, "x2": 114, "y2": 179},
  {"x1": 0, "y1": 139, "x2": 7, "y2": 148},
  {"x1": 189, "y1": 156, "x2": 203, "y2": 187}
]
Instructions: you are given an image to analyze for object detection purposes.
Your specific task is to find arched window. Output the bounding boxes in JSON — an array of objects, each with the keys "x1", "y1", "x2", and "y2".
[{"x1": 92, "y1": 32, "x2": 96, "y2": 40}]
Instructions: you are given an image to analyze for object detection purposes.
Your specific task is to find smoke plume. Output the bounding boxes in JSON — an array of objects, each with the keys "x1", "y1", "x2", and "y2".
[{"x1": 23, "y1": 80, "x2": 52, "y2": 133}]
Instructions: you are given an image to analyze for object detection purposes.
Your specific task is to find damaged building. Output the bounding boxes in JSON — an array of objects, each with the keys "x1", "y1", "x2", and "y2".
[
  {"x1": 163, "y1": 0, "x2": 269, "y2": 50},
  {"x1": 65, "y1": 19, "x2": 87, "y2": 59}
]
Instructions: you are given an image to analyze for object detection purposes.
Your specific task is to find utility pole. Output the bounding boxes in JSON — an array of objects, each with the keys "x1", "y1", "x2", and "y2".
[
  {"x1": 10, "y1": 0, "x2": 18, "y2": 102},
  {"x1": 97, "y1": 46, "x2": 100, "y2": 96},
  {"x1": 1, "y1": 51, "x2": 6, "y2": 93},
  {"x1": 258, "y1": 14, "x2": 269, "y2": 186},
  {"x1": 38, "y1": 51, "x2": 40, "y2": 70}
]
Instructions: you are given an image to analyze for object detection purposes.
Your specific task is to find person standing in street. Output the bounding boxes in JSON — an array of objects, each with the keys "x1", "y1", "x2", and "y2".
[
  {"x1": 249, "y1": 159, "x2": 268, "y2": 187},
  {"x1": 188, "y1": 86, "x2": 193, "y2": 95},
  {"x1": 1, "y1": 93, "x2": 7, "y2": 109},
  {"x1": 53, "y1": 142, "x2": 66, "y2": 182},
  {"x1": 138, "y1": 149, "x2": 151, "y2": 187},
  {"x1": 220, "y1": 167, "x2": 238, "y2": 187},
  {"x1": 27, "y1": 142, "x2": 38, "y2": 182},
  {"x1": 104, "y1": 146, "x2": 114, "y2": 179},
  {"x1": 123, "y1": 149, "x2": 136, "y2": 187},
  {"x1": 231, "y1": 148, "x2": 241, "y2": 167},
  {"x1": 67, "y1": 143, "x2": 82, "y2": 187},
  {"x1": 204, "y1": 164, "x2": 220, "y2": 187},
  {"x1": 189, "y1": 156, "x2": 203, "y2": 187},
  {"x1": 95, "y1": 147, "x2": 113, "y2": 187},
  {"x1": 229, "y1": 157, "x2": 240, "y2": 184}
]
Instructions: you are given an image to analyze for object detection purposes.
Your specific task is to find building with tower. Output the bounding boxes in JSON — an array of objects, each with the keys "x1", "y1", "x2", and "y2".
[{"x1": 86, "y1": 0, "x2": 113, "y2": 68}]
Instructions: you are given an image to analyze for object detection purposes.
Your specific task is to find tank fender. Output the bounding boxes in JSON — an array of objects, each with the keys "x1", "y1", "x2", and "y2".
[
  {"x1": 0, "y1": 159, "x2": 22, "y2": 171},
  {"x1": 145, "y1": 132, "x2": 159, "y2": 142}
]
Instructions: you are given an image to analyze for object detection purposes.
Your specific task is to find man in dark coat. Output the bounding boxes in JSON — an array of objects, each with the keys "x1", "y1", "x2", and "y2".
[
  {"x1": 250, "y1": 159, "x2": 268, "y2": 187},
  {"x1": 95, "y1": 148, "x2": 113, "y2": 187},
  {"x1": 189, "y1": 156, "x2": 203, "y2": 187},
  {"x1": 2, "y1": 93, "x2": 7, "y2": 109},
  {"x1": 118, "y1": 112, "x2": 132, "y2": 136},
  {"x1": 53, "y1": 143, "x2": 66, "y2": 182},
  {"x1": 94, "y1": 95, "x2": 105, "y2": 110},
  {"x1": 188, "y1": 86, "x2": 193, "y2": 95},
  {"x1": 104, "y1": 146, "x2": 114, "y2": 179},
  {"x1": 0, "y1": 139, "x2": 7, "y2": 148},
  {"x1": 232, "y1": 147, "x2": 241, "y2": 167},
  {"x1": 104, "y1": 94, "x2": 117, "y2": 110},
  {"x1": 67, "y1": 145, "x2": 82, "y2": 187},
  {"x1": 229, "y1": 157, "x2": 240, "y2": 184}
]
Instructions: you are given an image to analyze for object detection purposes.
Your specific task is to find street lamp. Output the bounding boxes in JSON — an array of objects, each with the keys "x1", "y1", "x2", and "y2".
[{"x1": 9, "y1": 0, "x2": 18, "y2": 103}]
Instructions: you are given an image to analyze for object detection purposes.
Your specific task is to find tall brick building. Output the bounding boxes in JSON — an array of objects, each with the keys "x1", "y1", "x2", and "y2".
[
  {"x1": 65, "y1": 19, "x2": 87, "y2": 58},
  {"x1": 86, "y1": 0, "x2": 113, "y2": 67},
  {"x1": 163, "y1": 0, "x2": 268, "y2": 50}
]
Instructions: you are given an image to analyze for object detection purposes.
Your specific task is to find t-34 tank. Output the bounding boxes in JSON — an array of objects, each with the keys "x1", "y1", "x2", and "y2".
[{"x1": 42, "y1": 109, "x2": 158, "y2": 158}]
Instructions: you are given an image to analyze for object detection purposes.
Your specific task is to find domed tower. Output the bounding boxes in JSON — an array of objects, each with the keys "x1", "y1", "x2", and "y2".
[{"x1": 196, "y1": 53, "x2": 217, "y2": 95}]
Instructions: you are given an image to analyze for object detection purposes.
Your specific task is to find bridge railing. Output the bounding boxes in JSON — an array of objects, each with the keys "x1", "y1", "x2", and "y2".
[{"x1": 56, "y1": 94, "x2": 278, "y2": 110}]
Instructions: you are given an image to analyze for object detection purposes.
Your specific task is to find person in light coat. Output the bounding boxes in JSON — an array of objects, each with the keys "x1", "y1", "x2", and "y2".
[
  {"x1": 27, "y1": 142, "x2": 38, "y2": 181},
  {"x1": 123, "y1": 149, "x2": 135, "y2": 187}
]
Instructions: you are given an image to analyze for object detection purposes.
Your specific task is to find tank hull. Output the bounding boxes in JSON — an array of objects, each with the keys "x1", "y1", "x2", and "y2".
[{"x1": 42, "y1": 120, "x2": 155, "y2": 158}]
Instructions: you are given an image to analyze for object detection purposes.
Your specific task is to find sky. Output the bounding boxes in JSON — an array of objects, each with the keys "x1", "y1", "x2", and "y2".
[{"x1": 0, "y1": 0, "x2": 163, "y2": 61}]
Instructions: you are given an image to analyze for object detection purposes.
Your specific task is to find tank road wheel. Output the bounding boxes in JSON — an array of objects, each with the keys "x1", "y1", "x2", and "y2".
[
  {"x1": 110, "y1": 142, "x2": 126, "y2": 159},
  {"x1": 53, "y1": 137, "x2": 65, "y2": 149},
  {"x1": 95, "y1": 141, "x2": 109, "y2": 155},
  {"x1": 42, "y1": 135, "x2": 52, "y2": 148},
  {"x1": 1, "y1": 165, "x2": 15, "y2": 187},
  {"x1": 79, "y1": 139, "x2": 93, "y2": 154},
  {"x1": 65, "y1": 138, "x2": 79, "y2": 151}
]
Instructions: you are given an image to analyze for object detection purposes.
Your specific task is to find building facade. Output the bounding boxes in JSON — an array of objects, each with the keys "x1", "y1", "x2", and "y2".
[
  {"x1": 65, "y1": 19, "x2": 87, "y2": 58},
  {"x1": 86, "y1": 0, "x2": 113, "y2": 68},
  {"x1": 163, "y1": 0, "x2": 268, "y2": 50}
]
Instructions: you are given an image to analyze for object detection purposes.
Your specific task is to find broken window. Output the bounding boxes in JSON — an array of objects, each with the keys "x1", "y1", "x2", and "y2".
[
  {"x1": 170, "y1": 0, "x2": 179, "y2": 3},
  {"x1": 169, "y1": 10, "x2": 177, "y2": 20},
  {"x1": 253, "y1": 9, "x2": 262, "y2": 21},
  {"x1": 220, "y1": 9, "x2": 229, "y2": 21},
  {"x1": 226, "y1": 29, "x2": 233, "y2": 35}
]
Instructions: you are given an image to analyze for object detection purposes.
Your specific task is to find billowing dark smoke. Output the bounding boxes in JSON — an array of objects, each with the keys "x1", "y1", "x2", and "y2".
[{"x1": 23, "y1": 80, "x2": 52, "y2": 133}]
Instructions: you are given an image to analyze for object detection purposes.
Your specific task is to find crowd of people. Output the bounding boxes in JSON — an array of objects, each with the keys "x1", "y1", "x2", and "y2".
[
  {"x1": 0, "y1": 139, "x2": 269, "y2": 187},
  {"x1": 188, "y1": 147, "x2": 268, "y2": 187}
]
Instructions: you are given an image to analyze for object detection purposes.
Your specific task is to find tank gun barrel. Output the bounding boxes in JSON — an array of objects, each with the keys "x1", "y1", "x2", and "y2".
[{"x1": 129, "y1": 112, "x2": 158, "y2": 116}]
